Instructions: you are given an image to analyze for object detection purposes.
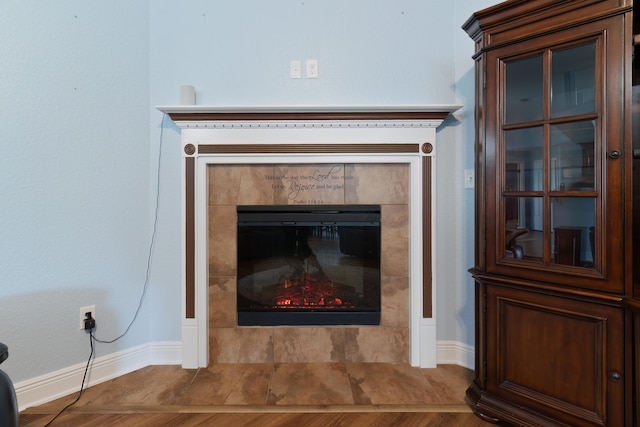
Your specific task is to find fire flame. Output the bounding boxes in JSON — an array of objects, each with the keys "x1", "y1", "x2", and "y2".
[{"x1": 272, "y1": 276, "x2": 354, "y2": 309}]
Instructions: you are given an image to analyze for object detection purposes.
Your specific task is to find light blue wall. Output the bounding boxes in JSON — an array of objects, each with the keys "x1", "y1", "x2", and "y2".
[
  {"x1": 150, "y1": 0, "x2": 457, "y2": 106},
  {"x1": 0, "y1": 0, "x2": 501, "y2": 385},
  {"x1": 0, "y1": 2, "x2": 151, "y2": 382}
]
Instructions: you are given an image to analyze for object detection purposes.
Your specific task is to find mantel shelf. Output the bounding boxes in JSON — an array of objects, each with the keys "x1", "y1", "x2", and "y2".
[{"x1": 156, "y1": 104, "x2": 462, "y2": 124}]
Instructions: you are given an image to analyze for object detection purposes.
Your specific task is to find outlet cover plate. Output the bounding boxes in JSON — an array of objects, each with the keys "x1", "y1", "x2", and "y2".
[
  {"x1": 79, "y1": 305, "x2": 96, "y2": 330},
  {"x1": 306, "y1": 59, "x2": 318, "y2": 78}
]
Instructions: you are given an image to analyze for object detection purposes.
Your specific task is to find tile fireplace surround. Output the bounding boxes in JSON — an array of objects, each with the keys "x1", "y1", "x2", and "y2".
[{"x1": 157, "y1": 105, "x2": 460, "y2": 369}]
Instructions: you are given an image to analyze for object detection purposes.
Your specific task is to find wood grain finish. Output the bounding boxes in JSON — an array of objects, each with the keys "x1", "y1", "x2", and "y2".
[
  {"x1": 463, "y1": 0, "x2": 631, "y2": 52},
  {"x1": 485, "y1": 284, "x2": 624, "y2": 426},
  {"x1": 167, "y1": 110, "x2": 452, "y2": 123},
  {"x1": 20, "y1": 411, "x2": 494, "y2": 427},
  {"x1": 464, "y1": 0, "x2": 633, "y2": 425},
  {"x1": 422, "y1": 156, "x2": 433, "y2": 318},
  {"x1": 185, "y1": 157, "x2": 195, "y2": 318},
  {"x1": 198, "y1": 144, "x2": 419, "y2": 155}
]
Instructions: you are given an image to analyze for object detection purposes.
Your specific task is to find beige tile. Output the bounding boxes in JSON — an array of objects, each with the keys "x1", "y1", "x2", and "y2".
[
  {"x1": 210, "y1": 327, "x2": 274, "y2": 364},
  {"x1": 209, "y1": 276, "x2": 236, "y2": 328},
  {"x1": 273, "y1": 327, "x2": 345, "y2": 363},
  {"x1": 381, "y1": 238, "x2": 408, "y2": 278},
  {"x1": 182, "y1": 364, "x2": 272, "y2": 405},
  {"x1": 75, "y1": 366, "x2": 196, "y2": 406},
  {"x1": 345, "y1": 363, "x2": 441, "y2": 405},
  {"x1": 209, "y1": 164, "x2": 275, "y2": 205},
  {"x1": 343, "y1": 327, "x2": 409, "y2": 363},
  {"x1": 267, "y1": 363, "x2": 354, "y2": 405},
  {"x1": 380, "y1": 276, "x2": 409, "y2": 327},
  {"x1": 209, "y1": 205, "x2": 236, "y2": 276},
  {"x1": 344, "y1": 164, "x2": 409, "y2": 204},
  {"x1": 273, "y1": 164, "x2": 346, "y2": 205},
  {"x1": 420, "y1": 364, "x2": 475, "y2": 405},
  {"x1": 381, "y1": 204, "x2": 408, "y2": 277},
  {"x1": 29, "y1": 363, "x2": 476, "y2": 414},
  {"x1": 381, "y1": 204, "x2": 409, "y2": 236}
]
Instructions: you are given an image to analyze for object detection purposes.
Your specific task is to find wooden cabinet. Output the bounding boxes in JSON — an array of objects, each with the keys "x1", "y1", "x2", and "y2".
[{"x1": 463, "y1": 1, "x2": 634, "y2": 425}]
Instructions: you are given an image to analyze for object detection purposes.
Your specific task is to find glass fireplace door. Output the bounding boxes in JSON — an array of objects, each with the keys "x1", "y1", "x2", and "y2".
[{"x1": 236, "y1": 205, "x2": 381, "y2": 326}]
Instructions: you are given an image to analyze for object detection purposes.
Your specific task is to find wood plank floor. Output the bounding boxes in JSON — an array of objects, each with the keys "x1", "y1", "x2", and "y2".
[
  {"x1": 20, "y1": 363, "x2": 497, "y2": 426},
  {"x1": 19, "y1": 412, "x2": 495, "y2": 426}
]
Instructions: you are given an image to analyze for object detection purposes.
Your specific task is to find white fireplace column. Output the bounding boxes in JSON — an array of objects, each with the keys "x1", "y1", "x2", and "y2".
[{"x1": 157, "y1": 105, "x2": 460, "y2": 368}]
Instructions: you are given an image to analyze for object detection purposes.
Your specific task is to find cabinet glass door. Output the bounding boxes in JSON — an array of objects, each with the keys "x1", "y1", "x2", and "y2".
[{"x1": 500, "y1": 42, "x2": 599, "y2": 270}]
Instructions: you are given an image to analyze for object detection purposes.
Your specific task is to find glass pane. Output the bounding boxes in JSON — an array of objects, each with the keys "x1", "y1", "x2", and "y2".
[
  {"x1": 505, "y1": 127, "x2": 544, "y2": 191},
  {"x1": 551, "y1": 197, "x2": 596, "y2": 267},
  {"x1": 504, "y1": 197, "x2": 543, "y2": 262},
  {"x1": 551, "y1": 44, "x2": 595, "y2": 117},
  {"x1": 505, "y1": 55, "x2": 543, "y2": 124},
  {"x1": 550, "y1": 121, "x2": 595, "y2": 190}
]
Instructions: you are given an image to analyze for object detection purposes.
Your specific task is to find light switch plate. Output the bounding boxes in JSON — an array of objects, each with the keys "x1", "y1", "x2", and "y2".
[
  {"x1": 464, "y1": 169, "x2": 475, "y2": 189},
  {"x1": 290, "y1": 60, "x2": 301, "y2": 79}
]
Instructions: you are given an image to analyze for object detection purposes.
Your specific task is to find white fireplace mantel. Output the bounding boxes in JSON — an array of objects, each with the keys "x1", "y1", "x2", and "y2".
[{"x1": 158, "y1": 105, "x2": 461, "y2": 369}]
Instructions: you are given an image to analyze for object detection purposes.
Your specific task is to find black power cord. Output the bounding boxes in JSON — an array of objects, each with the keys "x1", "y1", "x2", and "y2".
[{"x1": 43, "y1": 331, "x2": 95, "y2": 426}]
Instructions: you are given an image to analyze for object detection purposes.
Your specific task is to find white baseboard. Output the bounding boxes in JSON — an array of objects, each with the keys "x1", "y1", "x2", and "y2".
[
  {"x1": 436, "y1": 340, "x2": 474, "y2": 369},
  {"x1": 14, "y1": 341, "x2": 181, "y2": 412},
  {"x1": 15, "y1": 339, "x2": 473, "y2": 412}
]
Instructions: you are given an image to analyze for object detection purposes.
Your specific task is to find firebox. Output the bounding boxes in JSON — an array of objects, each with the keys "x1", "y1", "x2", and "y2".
[{"x1": 236, "y1": 205, "x2": 381, "y2": 326}]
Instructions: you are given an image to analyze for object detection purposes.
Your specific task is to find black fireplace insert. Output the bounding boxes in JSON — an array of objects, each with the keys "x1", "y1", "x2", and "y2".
[{"x1": 236, "y1": 205, "x2": 381, "y2": 326}]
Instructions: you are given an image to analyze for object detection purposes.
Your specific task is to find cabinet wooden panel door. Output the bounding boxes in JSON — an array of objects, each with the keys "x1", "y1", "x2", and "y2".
[{"x1": 483, "y1": 284, "x2": 625, "y2": 427}]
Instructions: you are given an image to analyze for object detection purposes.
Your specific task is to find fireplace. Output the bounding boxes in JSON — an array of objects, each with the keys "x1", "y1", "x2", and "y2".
[
  {"x1": 236, "y1": 205, "x2": 381, "y2": 326},
  {"x1": 156, "y1": 105, "x2": 460, "y2": 368}
]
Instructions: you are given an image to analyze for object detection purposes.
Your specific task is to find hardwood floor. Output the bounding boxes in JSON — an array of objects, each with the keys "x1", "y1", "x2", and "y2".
[
  {"x1": 19, "y1": 412, "x2": 495, "y2": 426},
  {"x1": 19, "y1": 363, "x2": 497, "y2": 426}
]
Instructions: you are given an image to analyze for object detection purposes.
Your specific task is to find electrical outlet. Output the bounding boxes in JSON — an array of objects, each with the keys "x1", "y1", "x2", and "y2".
[
  {"x1": 306, "y1": 59, "x2": 318, "y2": 78},
  {"x1": 79, "y1": 305, "x2": 96, "y2": 330}
]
